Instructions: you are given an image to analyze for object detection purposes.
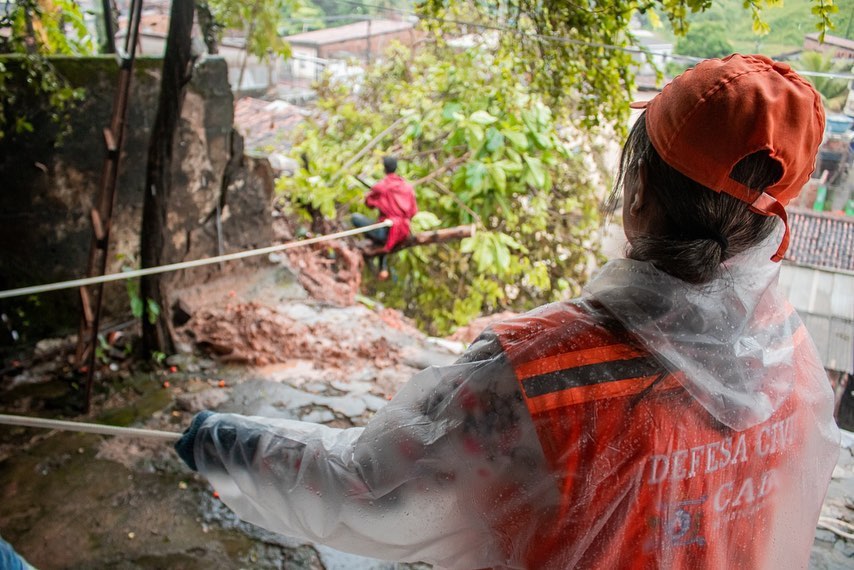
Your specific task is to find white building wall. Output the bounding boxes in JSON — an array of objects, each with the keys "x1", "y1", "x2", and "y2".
[{"x1": 289, "y1": 46, "x2": 322, "y2": 80}]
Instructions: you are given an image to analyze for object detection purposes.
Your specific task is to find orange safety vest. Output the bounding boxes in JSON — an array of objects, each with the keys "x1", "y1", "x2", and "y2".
[{"x1": 491, "y1": 300, "x2": 812, "y2": 569}]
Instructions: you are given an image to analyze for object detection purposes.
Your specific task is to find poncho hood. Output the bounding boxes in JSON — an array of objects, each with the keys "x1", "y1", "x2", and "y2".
[{"x1": 585, "y1": 229, "x2": 799, "y2": 431}]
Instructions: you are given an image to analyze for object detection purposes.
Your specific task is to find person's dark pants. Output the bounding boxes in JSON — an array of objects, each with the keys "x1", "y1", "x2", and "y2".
[{"x1": 351, "y1": 213, "x2": 389, "y2": 271}]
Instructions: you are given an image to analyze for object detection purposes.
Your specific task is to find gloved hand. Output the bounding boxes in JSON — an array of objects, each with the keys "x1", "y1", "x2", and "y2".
[{"x1": 175, "y1": 410, "x2": 215, "y2": 471}]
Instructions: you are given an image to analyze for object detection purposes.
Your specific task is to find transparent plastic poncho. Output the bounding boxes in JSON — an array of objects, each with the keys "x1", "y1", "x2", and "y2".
[{"x1": 193, "y1": 233, "x2": 840, "y2": 569}]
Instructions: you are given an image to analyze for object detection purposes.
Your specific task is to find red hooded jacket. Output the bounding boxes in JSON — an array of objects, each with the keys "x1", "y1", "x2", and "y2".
[{"x1": 365, "y1": 174, "x2": 417, "y2": 252}]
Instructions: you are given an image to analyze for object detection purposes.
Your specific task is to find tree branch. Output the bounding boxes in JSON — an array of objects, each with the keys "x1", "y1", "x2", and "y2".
[
  {"x1": 360, "y1": 224, "x2": 476, "y2": 257},
  {"x1": 429, "y1": 179, "x2": 481, "y2": 225},
  {"x1": 411, "y1": 152, "x2": 470, "y2": 186},
  {"x1": 332, "y1": 116, "x2": 407, "y2": 181}
]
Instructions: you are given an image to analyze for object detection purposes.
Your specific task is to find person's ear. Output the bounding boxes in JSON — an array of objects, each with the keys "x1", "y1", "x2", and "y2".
[{"x1": 629, "y1": 159, "x2": 648, "y2": 216}]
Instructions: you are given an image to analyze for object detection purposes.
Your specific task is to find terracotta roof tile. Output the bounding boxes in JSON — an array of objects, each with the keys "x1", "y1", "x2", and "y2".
[
  {"x1": 233, "y1": 97, "x2": 305, "y2": 153},
  {"x1": 786, "y1": 209, "x2": 854, "y2": 272}
]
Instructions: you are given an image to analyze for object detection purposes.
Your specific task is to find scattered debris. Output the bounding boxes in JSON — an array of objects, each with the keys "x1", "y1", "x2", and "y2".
[
  {"x1": 183, "y1": 301, "x2": 402, "y2": 369},
  {"x1": 283, "y1": 239, "x2": 364, "y2": 307}
]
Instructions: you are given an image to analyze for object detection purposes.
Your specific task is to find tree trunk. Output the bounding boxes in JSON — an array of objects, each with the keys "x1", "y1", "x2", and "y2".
[
  {"x1": 236, "y1": 0, "x2": 261, "y2": 94},
  {"x1": 194, "y1": 1, "x2": 219, "y2": 55},
  {"x1": 360, "y1": 225, "x2": 477, "y2": 257},
  {"x1": 140, "y1": 0, "x2": 195, "y2": 355}
]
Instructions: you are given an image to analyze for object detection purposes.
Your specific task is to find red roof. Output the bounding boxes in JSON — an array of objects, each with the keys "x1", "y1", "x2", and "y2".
[
  {"x1": 786, "y1": 209, "x2": 854, "y2": 272},
  {"x1": 284, "y1": 19, "x2": 414, "y2": 46},
  {"x1": 805, "y1": 32, "x2": 854, "y2": 51},
  {"x1": 233, "y1": 97, "x2": 305, "y2": 153}
]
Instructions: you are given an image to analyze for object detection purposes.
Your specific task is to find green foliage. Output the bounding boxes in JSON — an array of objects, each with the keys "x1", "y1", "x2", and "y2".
[
  {"x1": 795, "y1": 50, "x2": 851, "y2": 110},
  {"x1": 312, "y1": 0, "x2": 413, "y2": 23},
  {"x1": 649, "y1": 0, "x2": 853, "y2": 55},
  {"x1": 0, "y1": 0, "x2": 91, "y2": 140},
  {"x1": 419, "y1": 0, "x2": 637, "y2": 133},
  {"x1": 125, "y1": 274, "x2": 162, "y2": 326},
  {"x1": 279, "y1": 0, "x2": 840, "y2": 335},
  {"x1": 280, "y1": 44, "x2": 604, "y2": 334},
  {"x1": 675, "y1": 22, "x2": 735, "y2": 58},
  {"x1": 201, "y1": 0, "x2": 295, "y2": 61},
  {"x1": 2, "y1": 0, "x2": 94, "y2": 55},
  {"x1": 666, "y1": 21, "x2": 735, "y2": 76},
  {"x1": 279, "y1": 0, "x2": 326, "y2": 35},
  {"x1": 95, "y1": 333, "x2": 111, "y2": 364},
  {"x1": 418, "y1": 1, "x2": 839, "y2": 134}
]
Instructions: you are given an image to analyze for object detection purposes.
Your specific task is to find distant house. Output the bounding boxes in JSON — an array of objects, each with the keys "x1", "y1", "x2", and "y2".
[
  {"x1": 804, "y1": 32, "x2": 854, "y2": 60},
  {"x1": 284, "y1": 19, "x2": 421, "y2": 80},
  {"x1": 778, "y1": 209, "x2": 854, "y2": 426}
]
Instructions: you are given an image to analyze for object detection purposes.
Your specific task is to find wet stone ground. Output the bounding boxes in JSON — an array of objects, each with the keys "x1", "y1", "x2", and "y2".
[
  {"x1": 810, "y1": 432, "x2": 854, "y2": 570},
  {"x1": 0, "y1": 269, "x2": 852, "y2": 568},
  {"x1": 0, "y1": 275, "x2": 453, "y2": 569}
]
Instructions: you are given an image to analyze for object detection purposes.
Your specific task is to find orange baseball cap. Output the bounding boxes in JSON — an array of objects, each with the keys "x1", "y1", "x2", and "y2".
[{"x1": 630, "y1": 54, "x2": 826, "y2": 261}]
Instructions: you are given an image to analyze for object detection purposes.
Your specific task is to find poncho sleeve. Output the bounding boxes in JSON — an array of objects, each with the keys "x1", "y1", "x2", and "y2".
[{"x1": 192, "y1": 332, "x2": 554, "y2": 568}]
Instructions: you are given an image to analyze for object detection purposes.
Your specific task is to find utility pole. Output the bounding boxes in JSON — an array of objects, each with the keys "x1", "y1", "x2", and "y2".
[
  {"x1": 366, "y1": 18, "x2": 372, "y2": 65},
  {"x1": 75, "y1": 0, "x2": 143, "y2": 412}
]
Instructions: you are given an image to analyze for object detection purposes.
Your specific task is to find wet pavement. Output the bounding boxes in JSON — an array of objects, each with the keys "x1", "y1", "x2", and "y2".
[{"x1": 810, "y1": 432, "x2": 854, "y2": 569}]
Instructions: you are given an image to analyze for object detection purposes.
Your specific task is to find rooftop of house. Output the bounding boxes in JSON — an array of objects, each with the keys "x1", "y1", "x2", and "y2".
[
  {"x1": 786, "y1": 209, "x2": 854, "y2": 273},
  {"x1": 233, "y1": 97, "x2": 306, "y2": 155},
  {"x1": 283, "y1": 19, "x2": 415, "y2": 46},
  {"x1": 805, "y1": 32, "x2": 854, "y2": 51}
]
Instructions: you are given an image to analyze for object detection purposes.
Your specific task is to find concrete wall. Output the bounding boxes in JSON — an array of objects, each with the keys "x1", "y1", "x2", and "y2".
[
  {"x1": 287, "y1": 30, "x2": 423, "y2": 81},
  {"x1": 289, "y1": 45, "x2": 321, "y2": 80},
  {"x1": 0, "y1": 55, "x2": 274, "y2": 345}
]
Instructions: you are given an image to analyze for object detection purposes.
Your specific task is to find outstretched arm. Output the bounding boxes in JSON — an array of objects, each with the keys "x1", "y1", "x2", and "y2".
[{"x1": 186, "y1": 332, "x2": 553, "y2": 568}]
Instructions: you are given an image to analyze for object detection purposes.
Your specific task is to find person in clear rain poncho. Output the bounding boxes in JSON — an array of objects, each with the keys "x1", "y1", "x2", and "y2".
[{"x1": 175, "y1": 54, "x2": 841, "y2": 569}]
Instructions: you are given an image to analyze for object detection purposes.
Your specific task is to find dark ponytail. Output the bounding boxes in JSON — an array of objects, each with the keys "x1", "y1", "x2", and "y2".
[{"x1": 612, "y1": 114, "x2": 782, "y2": 284}]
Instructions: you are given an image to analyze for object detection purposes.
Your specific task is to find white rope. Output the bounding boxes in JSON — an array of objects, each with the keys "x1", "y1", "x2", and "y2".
[
  {"x1": 817, "y1": 517, "x2": 854, "y2": 540},
  {"x1": 0, "y1": 220, "x2": 393, "y2": 300},
  {"x1": 0, "y1": 413, "x2": 181, "y2": 441}
]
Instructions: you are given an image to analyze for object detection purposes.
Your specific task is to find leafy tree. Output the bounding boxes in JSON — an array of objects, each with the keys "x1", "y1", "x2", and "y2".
[
  {"x1": 417, "y1": 0, "x2": 839, "y2": 134},
  {"x1": 655, "y1": 0, "x2": 854, "y2": 55},
  {"x1": 282, "y1": 1, "x2": 842, "y2": 335},
  {"x1": 795, "y1": 50, "x2": 851, "y2": 111},
  {"x1": 311, "y1": 0, "x2": 414, "y2": 22},
  {"x1": 666, "y1": 21, "x2": 734, "y2": 76},
  {"x1": 279, "y1": 0, "x2": 326, "y2": 35},
  {"x1": 0, "y1": 0, "x2": 92, "y2": 140},
  {"x1": 281, "y1": 44, "x2": 605, "y2": 334},
  {"x1": 196, "y1": 0, "x2": 295, "y2": 88},
  {"x1": 675, "y1": 22, "x2": 734, "y2": 58}
]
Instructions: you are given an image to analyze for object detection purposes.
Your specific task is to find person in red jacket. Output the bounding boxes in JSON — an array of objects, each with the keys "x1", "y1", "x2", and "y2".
[
  {"x1": 351, "y1": 156, "x2": 418, "y2": 280},
  {"x1": 176, "y1": 55, "x2": 840, "y2": 569}
]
